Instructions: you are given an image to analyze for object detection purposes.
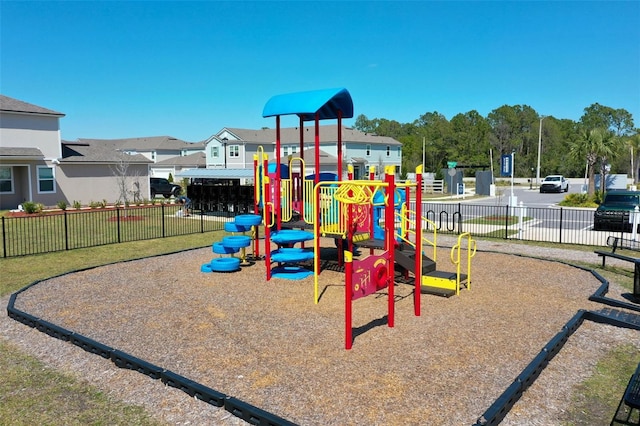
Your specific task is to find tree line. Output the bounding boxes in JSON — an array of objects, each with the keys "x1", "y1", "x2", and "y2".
[{"x1": 354, "y1": 103, "x2": 638, "y2": 195}]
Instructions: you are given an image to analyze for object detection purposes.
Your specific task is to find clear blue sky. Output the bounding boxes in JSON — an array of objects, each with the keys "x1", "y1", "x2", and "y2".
[{"x1": 2, "y1": 1, "x2": 639, "y2": 142}]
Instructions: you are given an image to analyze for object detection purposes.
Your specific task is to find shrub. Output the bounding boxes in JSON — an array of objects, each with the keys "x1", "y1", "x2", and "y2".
[
  {"x1": 22, "y1": 202, "x2": 43, "y2": 214},
  {"x1": 559, "y1": 192, "x2": 598, "y2": 208},
  {"x1": 89, "y1": 201, "x2": 100, "y2": 209},
  {"x1": 100, "y1": 199, "x2": 108, "y2": 208},
  {"x1": 72, "y1": 200, "x2": 82, "y2": 209},
  {"x1": 56, "y1": 201, "x2": 68, "y2": 211}
]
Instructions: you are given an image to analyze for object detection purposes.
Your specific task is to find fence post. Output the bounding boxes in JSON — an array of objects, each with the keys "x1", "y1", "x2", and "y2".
[
  {"x1": 161, "y1": 204, "x2": 166, "y2": 238},
  {"x1": 64, "y1": 211, "x2": 69, "y2": 251},
  {"x1": 559, "y1": 207, "x2": 563, "y2": 244},
  {"x1": 117, "y1": 208, "x2": 121, "y2": 243},
  {"x1": 504, "y1": 205, "x2": 510, "y2": 239},
  {"x1": 2, "y1": 216, "x2": 6, "y2": 258}
]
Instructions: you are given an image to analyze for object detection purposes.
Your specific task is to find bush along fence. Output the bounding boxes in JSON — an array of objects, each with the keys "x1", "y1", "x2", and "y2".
[{"x1": 0, "y1": 204, "x2": 235, "y2": 258}]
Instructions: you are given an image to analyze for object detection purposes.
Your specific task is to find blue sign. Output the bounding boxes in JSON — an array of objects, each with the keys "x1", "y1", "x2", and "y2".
[{"x1": 501, "y1": 154, "x2": 512, "y2": 177}]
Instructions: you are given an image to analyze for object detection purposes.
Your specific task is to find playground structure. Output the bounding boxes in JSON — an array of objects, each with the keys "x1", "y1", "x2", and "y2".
[
  {"x1": 256, "y1": 88, "x2": 477, "y2": 348},
  {"x1": 197, "y1": 87, "x2": 478, "y2": 348}
]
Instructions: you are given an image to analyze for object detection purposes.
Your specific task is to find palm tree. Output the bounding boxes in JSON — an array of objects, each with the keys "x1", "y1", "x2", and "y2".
[{"x1": 569, "y1": 128, "x2": 617, "y2": 195}]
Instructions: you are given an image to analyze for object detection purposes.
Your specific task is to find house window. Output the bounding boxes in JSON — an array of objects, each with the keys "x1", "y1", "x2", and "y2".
[
  {"x1": 211, "y1": 146, "x2": 219, "y2": 158},
  {"x1": 37, "y1": 166, "x2": 55, "y2": 193},
  {"x1": 366, "y1": 144, "x2": 371, "y2": 156},
  {"x1": 386, "y1": 145, "x2": 391, "y2": 157},
  {"x1": 0, "y1": 166, "x2": 13, "y2": 193},
  {"x1": 284, "y1": 146, "x2": 290, "y2": 156},
  {"x1": 151, "y1": 152, "x2": 156, "y2": 161},
  {"x1": 230, "y1": 145, "x2": 240, "y2": 157},
  {"x1": 397, "y1": 146, "x2": 401, "y2": 156}
]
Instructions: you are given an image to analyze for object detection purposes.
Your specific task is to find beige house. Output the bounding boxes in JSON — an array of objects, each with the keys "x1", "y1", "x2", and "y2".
[
  {"x1": 0, "y1": 95, "x2": 66, "y2": 210},
  {"x1": 0, "y1": 95, "x2": 152, "y2": 209}
]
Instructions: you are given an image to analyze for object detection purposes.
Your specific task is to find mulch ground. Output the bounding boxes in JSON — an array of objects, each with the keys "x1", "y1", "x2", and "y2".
[{"x1": 10, "y1": 242, "x2": 640, "y2": 425}]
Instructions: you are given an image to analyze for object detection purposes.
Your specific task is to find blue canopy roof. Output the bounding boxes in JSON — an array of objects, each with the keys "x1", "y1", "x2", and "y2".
[{"x1": 262, "y1": 87, "x2": 354, "y2": 121}]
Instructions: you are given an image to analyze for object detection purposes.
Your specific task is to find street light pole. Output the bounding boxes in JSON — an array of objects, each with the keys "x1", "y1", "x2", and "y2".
[
  {"x1": 536, "y1": 116, "x2": 545, "y2": 188},
  {"x1": 422, "y1": 136, "x2": 425, "y2": 171}
]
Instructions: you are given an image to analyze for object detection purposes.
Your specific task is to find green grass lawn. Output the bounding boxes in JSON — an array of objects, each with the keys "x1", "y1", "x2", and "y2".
[{"x1": 0, "y1": 232, "x2": 222, "y2": 425}]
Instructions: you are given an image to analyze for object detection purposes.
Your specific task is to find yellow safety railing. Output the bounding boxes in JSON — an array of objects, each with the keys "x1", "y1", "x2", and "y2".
[
  {"x1": 303, "y1": 177, "x2": 315, "y2": 223},
  {"x1": 450, "y1": 232, "x2": 477, "y2": 295},
  {"x1": 315, "y1": 180, "x2": 387, "y2": 238},
  {"x1": 394, "y1": 205, "x2": 438, "y2": 262},
  {"x1": 255, "y1": 147, "x2": 268, "y2": 207},
  {"x1": 280, "y1": 178, "x2": 293, "y2": 222}
]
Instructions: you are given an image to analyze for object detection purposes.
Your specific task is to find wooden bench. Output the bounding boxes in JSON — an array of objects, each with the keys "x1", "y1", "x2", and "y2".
[
  {"x1": 611, "y1": 362, "x2": 640, "y2": 425},
  {"x1": 595, "y1": 236, "x2": 640, "y2": 300}
]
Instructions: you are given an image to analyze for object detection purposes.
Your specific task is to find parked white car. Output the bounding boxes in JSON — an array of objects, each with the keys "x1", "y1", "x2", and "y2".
[{"x1": 540, "y1": 175, "x2": 569, "y2": 193}]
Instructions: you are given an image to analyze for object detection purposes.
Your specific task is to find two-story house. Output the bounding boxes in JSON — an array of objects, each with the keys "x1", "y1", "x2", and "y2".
[
  {"x1": 76, "y1": 136, "x2": 206, "y2": 180},
  {"x1": 0, "y1": 94, "x2": 152, "y2": 209},
  {"x1": 202, "y1": 125, "x2": 402, "y2": 180},
  {"x1": 0, "y1": 95, "x2": 66, "y2": 210}
]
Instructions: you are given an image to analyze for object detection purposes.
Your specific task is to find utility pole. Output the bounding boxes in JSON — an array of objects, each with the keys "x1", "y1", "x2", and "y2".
[
  {"x1": 536, "y1": 116, "x2": 545, "y2": 188},
  {"x1": 422, "y1": 136, "x2": 425, "y2": 171}
]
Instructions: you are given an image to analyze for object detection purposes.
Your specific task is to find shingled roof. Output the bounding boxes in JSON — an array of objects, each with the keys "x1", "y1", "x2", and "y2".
[
  {"x1": 155, "y1": 152, "x2": 206, "y2": 167},
  {"x1": 0, "y1": 147, "x2": 45, "y2": 159},
  {"x1": 222, "y1": 125, "x2": 400, "y2": 146},
  {"x1": 77, "y1": 136, "x2": 199, "y2": 150},
  {"x1": 0, "y1": 94, "x2": 65, "y2": 117},
  {"x1": 60, "y1": 140, "x2": 151, "y2": 164}
]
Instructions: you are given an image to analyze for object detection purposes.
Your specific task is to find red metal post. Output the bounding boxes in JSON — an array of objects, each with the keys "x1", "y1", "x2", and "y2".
[
  {"x1": 264, "y1": 176, "x2": 272, "y2": 281},
  {"x1": 337, "y1": 110, "x2": 343, "y2": 180},
  {"x1": 275, "y1": 116, "x2": 282, "y2": 230},
  {"x1": 345, "y1": 250, "x2": 353, "y2": 350},
  {"x1": 314, "y1": 113, "x2": 320, "y2": 184},
  {"x1": 385, "y1": 168, "x2": 395, "y2": 328},
  {"x1": 299, "y1": 116, "x2": 304, "y2": 160}
]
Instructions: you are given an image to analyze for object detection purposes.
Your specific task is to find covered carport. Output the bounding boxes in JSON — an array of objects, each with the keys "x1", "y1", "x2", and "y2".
[{"x1": 176, "y1": 168, "x2": 255, "y2": 213}]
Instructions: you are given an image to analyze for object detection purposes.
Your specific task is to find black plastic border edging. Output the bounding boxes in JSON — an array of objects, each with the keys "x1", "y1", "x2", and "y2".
[
  {"x1": 225, "y1": 396, "x2": 298, "y2": 426},
  {"x1": 471, "y1": 248, "x2": 640, "y2": 426},
  {"x1": 7, "y1": 300, "x2": 296, "y2": 424},
  {"x1": 5, "y1": 247, "x2": 298, "y2": 426},
  {"x1": 7, "y1": 246, "x2": 640, "y2": 426}
]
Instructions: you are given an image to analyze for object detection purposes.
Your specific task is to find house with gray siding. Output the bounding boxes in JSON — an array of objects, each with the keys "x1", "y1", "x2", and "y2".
[{"x1": 204, "y1": 125, "x2": 402, "y2": 180}]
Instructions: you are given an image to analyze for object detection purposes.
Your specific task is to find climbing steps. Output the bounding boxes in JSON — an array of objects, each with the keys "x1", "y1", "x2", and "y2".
[{"x1": 421, "y1": 271, "x2": 468, "y2": 297}]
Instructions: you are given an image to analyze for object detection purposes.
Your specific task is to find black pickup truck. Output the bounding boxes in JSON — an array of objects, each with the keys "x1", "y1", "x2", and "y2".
[{"x1": 150, "y1": 177, "x2": 182, "y2": 198}]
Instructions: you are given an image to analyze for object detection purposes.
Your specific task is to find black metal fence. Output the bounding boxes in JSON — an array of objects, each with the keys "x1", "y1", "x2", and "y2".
[
  {"x1": 2, "y1": 201, "x2": 624, "y2": 258},
  {"x1": 1, "y1": 204, "x2": 234, "y2": 258},
  {"x1": 419, "y1": 202, "x2": 625, "y2": 247}
]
